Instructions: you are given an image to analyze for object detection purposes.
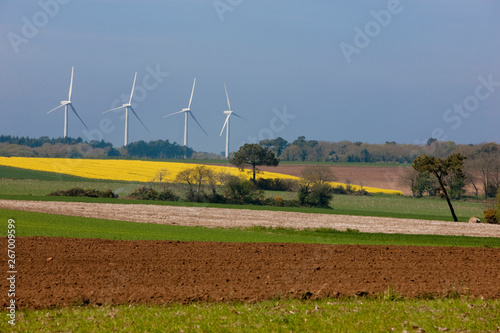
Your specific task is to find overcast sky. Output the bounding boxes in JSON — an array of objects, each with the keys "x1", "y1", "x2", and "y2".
[{"x1": 1, "y1": 0, "x2": 499, "y2": 153}]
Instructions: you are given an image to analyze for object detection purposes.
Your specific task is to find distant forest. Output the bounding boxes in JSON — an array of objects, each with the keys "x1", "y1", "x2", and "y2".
[
  {"x1": 0, "y1": 135, "x2": 189, "y2": 159},
  {"x1": 0, "y1": 135, "x2": 498, "y2": 164},
  {"x1": 260, "y1": 136, "x2": 500, "y2": 164}
]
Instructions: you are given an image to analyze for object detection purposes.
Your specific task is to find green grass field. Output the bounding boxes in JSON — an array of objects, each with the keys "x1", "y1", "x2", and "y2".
[
  {"x1": 2, "y1": 297, "x2": 499, "y2": 332},
  {"x1": 2, "y1": 209, "x2": 499, "y2": 247},
  {"x1": 0, "y1": 176, "x2": 487, "y2": 222}
]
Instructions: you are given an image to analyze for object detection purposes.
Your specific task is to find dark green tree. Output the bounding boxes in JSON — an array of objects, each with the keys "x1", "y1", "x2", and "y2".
[
  {"x1": 230, "y1": 143, "x2": 279, "y2": 182},
  {"x1": 413, "y1": 153, "x2": 467, "y2": 222},
  {"x1": 259, "y1": 137, "x2": 289, "y2": 157}
]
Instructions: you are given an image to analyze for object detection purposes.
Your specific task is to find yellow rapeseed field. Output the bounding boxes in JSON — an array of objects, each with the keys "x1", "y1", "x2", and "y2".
[{"x1": 0, "y1": 157, "x2": 402, "y2": 195}]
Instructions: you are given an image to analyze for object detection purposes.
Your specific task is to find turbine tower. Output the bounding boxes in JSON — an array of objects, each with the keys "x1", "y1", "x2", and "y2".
[
  {"x1": 163, "y1": 78, "x2": 207, "y2": 147},
  {"x1": 103, "y1": 72, "x2": 149, "y2": 146},
  {"x1": 220, "y1": 83, "x2": 246, "y2": 159},
  {"x1": 47, "y1": 66, "x2": 88, "y2": 137}
]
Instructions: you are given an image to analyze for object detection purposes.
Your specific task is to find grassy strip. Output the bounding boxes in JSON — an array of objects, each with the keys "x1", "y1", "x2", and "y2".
[
  {"x1": 2, "y1": 297, "x2": 498, "y2": 332},
  {"x1": 1, "y1": 209, "x2": 499, "y2": 247},
  {"x1": 0, "y1": 165, "x2": 106, "y2": 182}
]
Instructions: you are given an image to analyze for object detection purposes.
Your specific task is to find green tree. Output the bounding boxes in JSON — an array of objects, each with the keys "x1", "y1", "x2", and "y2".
[
  {"x1": 413, "y1": 153, "x2": 467, "y2": 222},
  {"x1": 297, "y1": 183, "x2": 334, "y2": 208},
  {"x1": 230, "y1": 144, "x2": 279, "y2": 182},
  {"x1": 259, "y1": 137, "x2": 289, "y2": 157}
]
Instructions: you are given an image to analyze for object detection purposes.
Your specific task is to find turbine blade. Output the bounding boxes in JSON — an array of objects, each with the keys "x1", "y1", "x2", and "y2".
[
  {"x1": 189, "y1": 111, "x2": 208, "y2": 136},
  {"x1": 68, "y1": 66, "x2": 74, "y2": 101},
  {"x1": 70, "y1": 104, "x2": 89, "y2": 129},
  {"x1": 163, "y1": 110, "x2": 185, "y2": 118},
  {"x1": 232, "y1": 112, "x2": 247, "y2": 121},
  {"x1": 188, "y1": 77, "x2": 196, "y2": 110},
  {"x1": 130, "y1": 106, "x2": 150, "y2": 132},
  {"x1": 220, "y1": 114, "x2": 230, "y2": 136},
  {"x1": 103, "y1": 105, "x2": 126, "y2": 114},
  {"x1": 129, "y1": 72, "x2": 137, "y2": 105},
  {"x1": 47, "y1": 104, "x2": 65, "y2": 114},
  {"x1": 224, "y1": 82, "x2": 231, "y2": 111}
]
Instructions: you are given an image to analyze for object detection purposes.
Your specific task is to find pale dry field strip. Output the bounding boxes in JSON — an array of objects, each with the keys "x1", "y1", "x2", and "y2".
[{"x1": 1, "y1": 200, "x2": 500, "y2": 238}]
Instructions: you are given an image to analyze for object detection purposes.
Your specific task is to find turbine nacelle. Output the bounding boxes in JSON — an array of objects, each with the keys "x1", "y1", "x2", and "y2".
[
  {"x1": 182, "y1": 108, "x2": 190, "y2": 112},
  {"x1": 223, "y1": 110, "x2": 232, "y2": 115},
  {"x1": 60, "y1": 101, "x2": 71, "y2": 105}
]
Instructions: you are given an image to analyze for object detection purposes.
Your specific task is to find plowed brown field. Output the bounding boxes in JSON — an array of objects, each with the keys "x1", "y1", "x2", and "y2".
[
  {"x1": 257, "y1": 164, "x2": 411, "y2": 194},
  {"x1": 2, "y1": 237, "x2": 499, "y2": 309}
]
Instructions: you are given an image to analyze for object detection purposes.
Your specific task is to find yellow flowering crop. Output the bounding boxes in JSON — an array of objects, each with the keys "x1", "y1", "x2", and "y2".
[{"x1": 0, "y1": 157, "x2": 402, "y2": 195}]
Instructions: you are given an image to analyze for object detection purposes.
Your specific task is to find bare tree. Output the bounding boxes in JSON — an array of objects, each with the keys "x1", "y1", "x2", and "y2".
[
  {"x1": 175, "y1": 166, "x2": 214, "y2": 197},
  {"x1": 301, "y1": 165, "x2": 337, "y2": 185},
  {"x1": 399, "y1": 168, "x2": 419, "y2": 197}
]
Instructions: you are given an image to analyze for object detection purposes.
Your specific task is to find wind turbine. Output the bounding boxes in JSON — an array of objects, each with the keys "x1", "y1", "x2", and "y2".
[
  {"x1": 163, "y1": 78, "x2": 207, "y2": 147},
  {"x1": 47, "y1": 66, "x2": 88, "y2": 138},
  {"x1": 220, "y1": 83, "x2": 246, "y2": 159},
  {"x1": 103, "y1": 72, "x2": 149, "y2": 146}
]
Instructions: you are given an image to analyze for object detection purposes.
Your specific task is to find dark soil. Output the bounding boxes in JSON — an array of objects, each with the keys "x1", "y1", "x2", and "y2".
[{"x1": 2, "y1": 237, "x2": 499, "y2": 309}]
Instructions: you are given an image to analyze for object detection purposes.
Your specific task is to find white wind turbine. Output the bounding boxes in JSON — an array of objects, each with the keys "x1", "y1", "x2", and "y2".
[
  {"x1": 220, "y1": 83, "x2": 246, "y2": 159},
  {"x1": 47, "y1": 66, "x2": 88, "y2": 137},
  {"x1": 163, "y1": 78, "x2": 207, "y2": 147},
  {"x1": 103, "y1": 72, "x2": 149, "y2": 146}
]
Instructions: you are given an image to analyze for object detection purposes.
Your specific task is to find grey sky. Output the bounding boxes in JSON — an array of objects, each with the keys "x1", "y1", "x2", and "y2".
[{"x1": 1, "y1": 0, "x2": 499, "y2": 153}]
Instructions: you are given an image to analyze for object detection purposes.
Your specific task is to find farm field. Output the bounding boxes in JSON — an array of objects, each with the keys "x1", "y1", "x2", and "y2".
[
  {"x1": 0, "y1": 157, "x2": 403, "y2": 194},
  {"x1": 1, "y1": 159, "x2": 499, "y2": 331},
  {"x1": 1, "y1": 236, "x2": 500, "y2": 310},
  {"x1": 1, "y1": 201, "x2": 497, "y2": 238}
]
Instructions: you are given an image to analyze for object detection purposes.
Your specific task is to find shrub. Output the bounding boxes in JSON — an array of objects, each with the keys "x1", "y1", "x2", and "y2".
[
  {"x1": 128, "y1": 186, "x2": 159, "y2": 200},
  {"x1": 298, "y1": 183, "x2": 334, "y2": 208},
  {"x1": 307, "y1": 183, "x2": 334, "y2": 208},
  {"x1": 222, "y1": 176, "x2": 261, "y2": 205},
  {"x1": 260, "y1": 197, "x2": 300, "y2": 207},
  {"x1": 255, "y1": 178, "x2": 298, "y2": 191},
  {"x1": 48, "y1": 188, "x2": 118, "y2": 198},
  {"x1": 332, "y1": 185, "x2": 347, "y2": 195},
  {"x1": 483, "y1": 209, "x2": 498, "y2": 224},
  {"x1": 157, "y1": 189, "x2": 179, "y2": 202}
]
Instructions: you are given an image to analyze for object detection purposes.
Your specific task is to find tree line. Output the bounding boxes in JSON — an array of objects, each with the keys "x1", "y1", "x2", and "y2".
[
  {"x1": 261, "y1": 136, "x2": 500, "y2": 164},
  {"x1": 0, "y1": 135, "x2": 188, "y2": 159}
]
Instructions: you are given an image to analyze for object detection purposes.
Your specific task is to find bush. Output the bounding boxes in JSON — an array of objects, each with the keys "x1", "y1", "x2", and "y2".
[
  {"x1": 307, "y1": 183, "x2": 334, "y2": 208},
  {"x1": 128, "y1": 187, "x2": 180, "y2": 201},
  {"x1": 255, "y1": 178, "x2": 298, "y2": 191},
  {"x1": 223, "y1": 176, "x2": 262, "y2": 205},
  {"x1": 483, "y1": 209, "x2": 498, "y2": 224},
  {"x1": 260, "y1": 196, "x2": 301, "y2": 207},
  {"x1": 48, "y1": 188, "x2": 118, "y2": 198},
  {"x1": 486, "y1": 183, "x2": 499, "y2": 199},
  {"x1": 298, "y1": 183, "x2": 334, "y2": 208},
  {"x1": 332, "y1": 186, "x2": 347, "y2": 195},
  {"x1": 157, "y1": 189, "x2": 179, "y2": 202},
  {"x1": 128, "y1": 186, "x2": 159, "y2": 200}
]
